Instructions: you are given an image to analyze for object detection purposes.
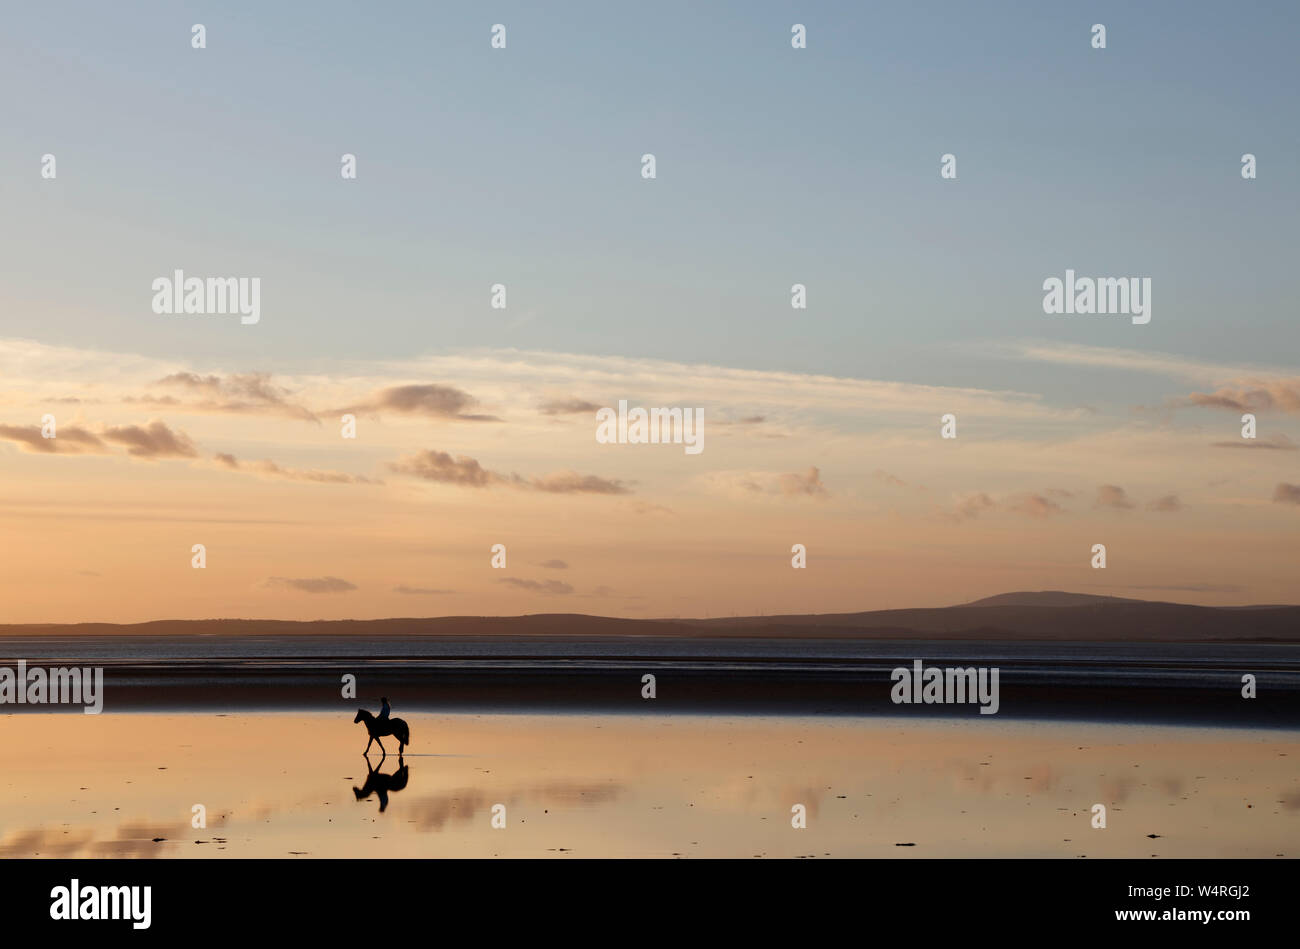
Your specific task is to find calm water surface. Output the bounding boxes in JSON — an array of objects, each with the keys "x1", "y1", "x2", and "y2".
[{"x1": 0, "y1": 712, "x2": 1295, "y2": 857}]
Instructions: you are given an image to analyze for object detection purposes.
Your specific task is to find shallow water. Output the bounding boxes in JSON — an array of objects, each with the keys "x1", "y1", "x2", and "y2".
[{"x1": 0, "y1": 712, "x2": 1295, "y2": 857}]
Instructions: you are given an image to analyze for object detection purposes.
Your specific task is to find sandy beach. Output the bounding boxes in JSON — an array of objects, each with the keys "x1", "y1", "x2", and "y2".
[{"x1": 3, "y1": 601, "x2": 1298, "y2": 858}]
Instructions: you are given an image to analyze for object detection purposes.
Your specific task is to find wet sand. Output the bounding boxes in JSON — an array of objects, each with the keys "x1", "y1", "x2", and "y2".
[
  {"x1": 2, "y1": 635, "x2": 1298, "y2": 724},
  {"x1": 0, "y1": 711, "x2": 1294, "y2": 858}
]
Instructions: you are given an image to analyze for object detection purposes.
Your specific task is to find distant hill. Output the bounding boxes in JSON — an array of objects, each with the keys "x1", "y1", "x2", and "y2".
[
  {"x1": 685, "y1": 595, "x2": 1300, "y2": 641},
  {"x1": 1, "y1": 593, "x2": 1297, "y2": 642},
  {"x1": 961, "y1": 591, "x2": 1147, "y2": 608}
]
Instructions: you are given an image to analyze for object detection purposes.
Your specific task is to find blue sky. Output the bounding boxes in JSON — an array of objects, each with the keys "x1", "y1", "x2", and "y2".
[
  {"x1": 1, "y1": 2, "x2": 1298, "y2": 621},
  {"x1": 1, "y1": 0, "x2": 1296, "y2": 410}
]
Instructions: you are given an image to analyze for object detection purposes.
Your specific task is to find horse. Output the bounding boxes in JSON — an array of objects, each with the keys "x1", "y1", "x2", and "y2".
[{"x1": 353, "y1": 708, "x2": 410, "y2": 755}]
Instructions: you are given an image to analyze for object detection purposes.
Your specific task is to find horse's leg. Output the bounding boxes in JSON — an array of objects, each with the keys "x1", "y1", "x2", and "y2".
[
  {"x1": 376, "y1": 737, "x2": 386, "y2": 756},
  {"x1": 363, "y1": 734, "x2": 373, "y2": 754}
]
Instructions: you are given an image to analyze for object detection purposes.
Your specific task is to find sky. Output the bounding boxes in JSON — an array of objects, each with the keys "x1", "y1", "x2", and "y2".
[{"x1": 0, "y1": 1, "x2": 1297, "y2": 622}]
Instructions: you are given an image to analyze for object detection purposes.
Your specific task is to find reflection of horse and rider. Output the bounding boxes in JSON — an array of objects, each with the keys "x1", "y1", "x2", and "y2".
[
  {"x1": 353, "y1": 754, "x2": 409, "y2": 812},
  {"x1": 353, "y1": 696, "x2": 411, "y2": 755},
  {"x1": 352, "y1": 696, "x2": 412, "y2": 811}
]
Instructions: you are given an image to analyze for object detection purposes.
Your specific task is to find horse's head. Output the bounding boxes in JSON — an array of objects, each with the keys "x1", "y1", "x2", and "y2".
[{"x1": 353, "y1": 709, "x2": 368, "y2": 724}]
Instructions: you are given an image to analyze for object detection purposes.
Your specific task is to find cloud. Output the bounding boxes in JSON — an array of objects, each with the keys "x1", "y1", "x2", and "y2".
[
  {"x1": 0, "y1": 338, "x2": 1080, "y2": 441},
  {"x1": 355, "y1": 347, "x2": 1062, "y2": 425},
  {"x1": 345, "y1": 384, "x2": 500, "y2": 421},
  {"x1": 388, "y1": 450, "x2": 629, "y2": 494},
  {"x1": 1000, "y1": 342, "x2": 1300, "y2": 426},
  {"x1": 705, "y1": 467, "x2": 828, "y2": 499},
  {"x1": 141, "y1": 372, "x2": 319, "y2": 422},
  {"x1": 498, "y1": 578, "x2": 574, "y2": 595},
  {"x1": 1146, "y1": 494, "x2": 1184, "y2": 513},
  {"x1": 264, "y1": 576, "x2": 357, "y2": 593},
  {"x1": 538, "y1": 559, "x2": 569, "y2": 570},
  {"x1": 712, "y1": 415, "x2": 769, "y2": 429},
  {"x1": 393, "y1": 585, "x2": 457, "y2": 595},
  {"x1": 1004, "y1": 493, "x2": 1065, "y2": 518},
  {"x1": 777, "y1": 467, "x2": 828, "y2": 498},
  {"x1": 0, "y1": 424, "x2": 107, "y2": 455},
  {"x1": 949, "y1": 492, "x2": 997, "y2": 520},
  {"x1": 1273, "y1": 483, "x2": 1300, "y2": 505},
  {"x1": 388, "y1": 450, "x2": 496, "y2": 486},
  {"x1": 623, "y1": 500, "x2": 674, "y2": 517},
  {"x1": 2, "y1": 418, "x2": 197, "y2": 462},
  {"x1": 999, "y1": 340, "x2": 1282, "y2": 385},
  {"x1": 1094, "y1": 484, "x2": 1135, "y2": 510},
  {"x1": 942, "y1": 489, "x2": 1067, "y2": 521},
  {"x1": 1177, "y1": 379, "x2": 1300, "y2": 414},
  {"x1": 526, "y1": 471, "x2": 630, "y2": 495},
  {"x1": 101, "y1": 420, "x2": 198, "y2": 459},
  {"x1": 212, "y1": 453, "x2": 379, "y2": 484},
  {"x1": 1210, "y1": 434, "x2": 1297, "y2": 451},
  {"x1": 538, "y1": 398, "x2": 602, "y2": 416}
]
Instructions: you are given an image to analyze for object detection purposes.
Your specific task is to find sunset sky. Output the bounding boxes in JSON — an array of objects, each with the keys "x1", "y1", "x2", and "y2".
[{"x1": 1, "y1": 1, "x2": 1297, "y2": 622}]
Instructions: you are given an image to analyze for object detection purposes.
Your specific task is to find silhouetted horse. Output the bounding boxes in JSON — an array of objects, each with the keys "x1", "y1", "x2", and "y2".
[
  {"x1": 354, "y1": 708, "x2": 410, "y2": 754},
  {"x1": 352, "y1": 755, "x2": 409, "y2": 812}
]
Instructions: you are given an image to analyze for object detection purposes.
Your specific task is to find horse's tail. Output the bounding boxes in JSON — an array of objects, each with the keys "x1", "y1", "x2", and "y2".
[{"x1": 394, "y1": 718, "x2": 410, "y2": 746}]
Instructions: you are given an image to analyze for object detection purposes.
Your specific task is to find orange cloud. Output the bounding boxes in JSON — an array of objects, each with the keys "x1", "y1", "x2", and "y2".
[
  {"x1": 101, "y1": 421, "x2": 198, "y2": 459},
  {"x1": 344, "y1": 384, "x2": 500, "y2": 421},
  {"x1": 0, "y1": 424, "x2": 107, "y2": 455},
  {"x1": 389, "y1": 449, "x2": 629, "y2": 495}
]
